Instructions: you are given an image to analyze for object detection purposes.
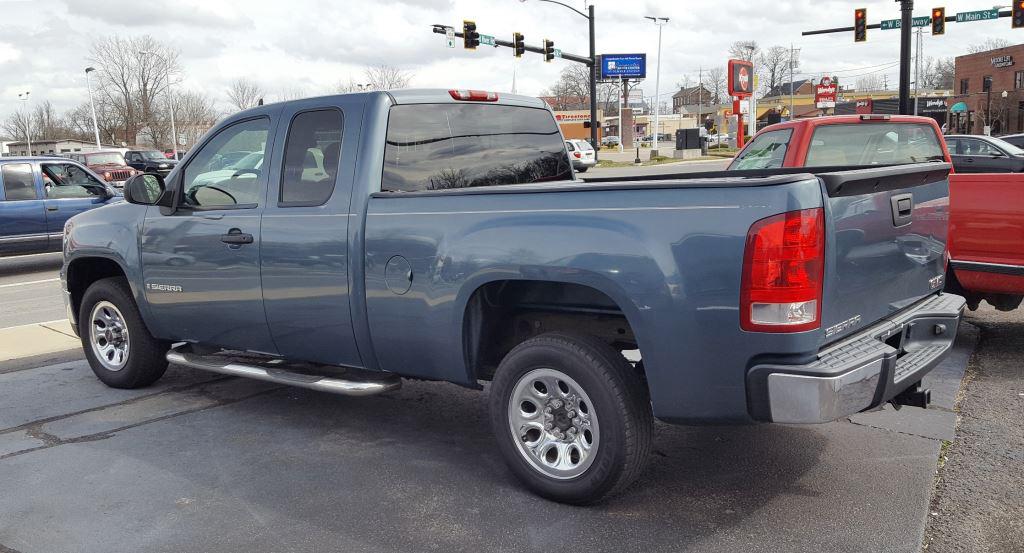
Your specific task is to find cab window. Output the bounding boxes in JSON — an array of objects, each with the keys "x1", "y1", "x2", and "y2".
[
  {"x1": 181, "y1": 117, "x2": 270, "y2": 208},
  {"x1": 279, "y1": 109, "x2": 343, "y2": 206},
  {"x1": 41, "y1": 163, "x2": 106, "y2": 198},
  {"x1": 1, "y1": 163, "x2": 37, "y2": 201},
  {"x1": 732, "y1": 129, "x2": 792, "y2": 170},
  {"x1": 805, "y1": 123, "x2": 944, "y2": 166}
]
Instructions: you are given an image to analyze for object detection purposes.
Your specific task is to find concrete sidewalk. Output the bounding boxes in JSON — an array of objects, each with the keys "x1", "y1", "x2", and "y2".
[{"x1": 0, "y1": 319, "x2": 83, "y2": 373}]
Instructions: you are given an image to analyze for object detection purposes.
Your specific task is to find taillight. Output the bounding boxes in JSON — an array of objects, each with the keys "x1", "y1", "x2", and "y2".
[
  {"x1": 449, "y1": 89, "x2": 499, "y2": 102},
  {"x1": 574, "y1": 152, "x2": 582, "y2": 159},
  {"x1": 740, "y1": 208, "x2": 825, "y2": 333}
]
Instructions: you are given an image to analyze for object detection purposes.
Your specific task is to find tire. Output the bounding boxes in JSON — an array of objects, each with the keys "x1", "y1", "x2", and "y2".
[
  {"x1": 489, "y1": 332, "x2": 652, "y2": 505},
  {"x1": 79, "y1": 277, "x2": 169, "y2": 389},
  {"x1": 576, "y1": 167, "x2": 589, "y2": 173}
]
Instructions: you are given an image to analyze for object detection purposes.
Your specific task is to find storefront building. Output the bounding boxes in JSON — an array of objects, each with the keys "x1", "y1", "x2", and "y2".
[{"x1": 950, "y1": 44, "x2": 1024, "y2": 135}]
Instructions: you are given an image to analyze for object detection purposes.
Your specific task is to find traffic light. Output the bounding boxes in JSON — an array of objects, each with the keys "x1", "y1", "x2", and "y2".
[
  {"x1": 854, "y1": 8, "x2": 867, "y2": 42},
  {"x1": 932, "y1": 7, "x2": 945, "y2": 35},
  {"x1": 1014, "y1": 1, "x2": 1024, "y2": 29},
  {"x1": 542, "y1": 39, "x2": 555, "y2": 62},
  {"x1": 463, "y1": 20, "x2": 479, "y2": 49},
  {"x1": 513, "y1": 32, "x2": 525, "y2": 57}
]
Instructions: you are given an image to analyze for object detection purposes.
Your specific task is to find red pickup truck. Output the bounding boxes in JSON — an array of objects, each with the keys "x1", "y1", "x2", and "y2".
[{"x1": 728, "y1": 115, "x2": 1024, "y2": 312}]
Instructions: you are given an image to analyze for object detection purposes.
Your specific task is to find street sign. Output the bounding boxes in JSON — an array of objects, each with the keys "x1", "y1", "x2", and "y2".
[
  {"x1": 880, "y1": 16, "x2": 931, "y2": 30},
  {"x1": 600, "y1": 54, "x2": 647, "y2": 79},
  {"x1": 445, "y1": 27, "x2": 455, "y2": 48},
  {"x1": 956, "y1": 9, "x2": 999, "y2": 23},
  {"x1": 727, "y1": 59, "x2": 755, "y2": 98},
  {"x1": 479, "y1": 34, "x2": 496, "y2": 47},
  {"x1": 815, "y1": 76, "x2": 838, "y2": 109}
]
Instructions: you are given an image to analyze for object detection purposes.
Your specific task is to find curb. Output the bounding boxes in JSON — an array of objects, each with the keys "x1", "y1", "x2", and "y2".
[{"x1": 0, "y1": 320, "x2": 82, "y2": 370}]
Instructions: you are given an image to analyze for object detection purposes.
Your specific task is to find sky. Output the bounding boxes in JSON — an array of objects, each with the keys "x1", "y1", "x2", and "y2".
[{"x1": 0, "y1": 0, "x2": 1022, "y2": 126}]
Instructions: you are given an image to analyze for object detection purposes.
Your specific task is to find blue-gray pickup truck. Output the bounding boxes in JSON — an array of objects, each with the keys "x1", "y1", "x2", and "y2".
[{"x1": 61, "y1": 89, "x2": 965, "y2": 504}]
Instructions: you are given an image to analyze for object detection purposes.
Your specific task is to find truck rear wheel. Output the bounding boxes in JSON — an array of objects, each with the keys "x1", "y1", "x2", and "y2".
[
  {"x1": 80, "y1": 277, "x2": 169, "y2": 389},
  {"x1": 489, "y1": 332, "x2": 652, "y2": 505}
]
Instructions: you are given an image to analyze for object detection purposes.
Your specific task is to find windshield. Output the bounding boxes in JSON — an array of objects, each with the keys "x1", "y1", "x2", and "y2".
[
  {"x1": 732, "y1": 129, "x2": 792, "y2": 170},
  {"x1": 85, "y1": 152, "x2": 127, "y2": 165},
  {"x1": 806, "y1": 123, "x2": 944, "y2": 166},
  {"x1": 228, "y1": 152, "x2": 264, "y2": 170},
  {"x1": 140, "y1": 150, "x2": 167, "y2": 160}
]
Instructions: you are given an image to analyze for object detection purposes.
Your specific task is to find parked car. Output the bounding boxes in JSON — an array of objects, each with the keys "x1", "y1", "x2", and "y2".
[
  {"x1": 0, "y1": 157, "x2": 118, "y2": 256},
  {"x1": 62, "y1": 91, "x2": 963, "y2": 505},
  {"x1": 729, "y1": 114, "x2": 1024, "y2": 313},
  {"x1": 68, "y1": 151, "x2": 140, "y2": 188},
  {"x1": 601, "y1": 135, "x2": 620, "y2": 147},
  {"x1": 163, "y1": 149, "x2": 186, "y2": 160},
  {"x1": 125, "y1": 149, "x2": 178, "y2": 177},
  {"x1": 565, "y1": 139, "x2": 596, "y2": 172},
  {"x1": 943, "y1": 134, "x2": 1024, "y2": 173}
]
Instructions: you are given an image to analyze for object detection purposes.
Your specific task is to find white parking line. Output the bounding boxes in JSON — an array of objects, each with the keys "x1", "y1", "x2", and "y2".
[{"x1": 0, "y1": 278, "x2": 60, "y2": 289}]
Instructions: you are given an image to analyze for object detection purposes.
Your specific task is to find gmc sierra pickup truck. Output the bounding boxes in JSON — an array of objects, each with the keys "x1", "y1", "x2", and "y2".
[
  {"x1": 62, "y1": 91, "x2": 964, "y2": 504},
  {"x1": 728, "y1": 114, "x2": 1024, "y2": 313}
]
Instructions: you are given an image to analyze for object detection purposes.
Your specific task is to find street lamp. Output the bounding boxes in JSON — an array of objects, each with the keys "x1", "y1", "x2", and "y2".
[
  {"x1": 140, "y1": 50, "x2": 178, "y2": 160},
  {"x1": 84, "y1": 67, "x2": 102, "y2": 149},
  {"x1": 17, "y1": 91, "x2": 31, "y2": 155},
  {"x1": 645, "y1": 16, "x2": 669, "y2": 156},
  {"x1": 519, "y1": 0, "x2": 598, "y2": 158}
]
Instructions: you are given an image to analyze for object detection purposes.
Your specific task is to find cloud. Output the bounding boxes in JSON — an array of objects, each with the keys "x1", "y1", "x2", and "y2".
[{"x1": 62, "y1": 0, "x2": 249, "y2": 29}]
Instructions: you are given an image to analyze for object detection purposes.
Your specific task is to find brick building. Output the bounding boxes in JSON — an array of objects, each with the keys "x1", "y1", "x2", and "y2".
[{"x1": 950, "y1": 43, "x2": 1024, "y2": 135}]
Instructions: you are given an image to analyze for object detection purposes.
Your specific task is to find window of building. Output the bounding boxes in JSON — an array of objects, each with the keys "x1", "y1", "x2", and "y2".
[
  {"x1": 960, "y1": 79, "x2": 970, "y2": 95},
  {"x1": 382, "y1": 104, "x2": 572, "y2": 193},
  {"x1": 1016, "y1": 71, "x2": 1024, "y2": 90},
  {"x1": 983, "y1": 76, "x2": 993, "y2": 93},
  {"x1": 279, "y1": 109, "x2": 343, "y2": 206}
]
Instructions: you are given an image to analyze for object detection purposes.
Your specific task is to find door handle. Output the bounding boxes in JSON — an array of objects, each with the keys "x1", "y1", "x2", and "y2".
[
  {"x1": 220, "y1": 228, "x2": 254, "y2": 245},
  {"x1": 46, "y1": 206, "x2": 58, "y2": 211}
]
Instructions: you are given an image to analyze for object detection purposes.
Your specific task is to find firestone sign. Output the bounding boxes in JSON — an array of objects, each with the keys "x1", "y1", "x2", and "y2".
[{"x1": 815, "y1": 76, "x2": 838, "y2": 109}]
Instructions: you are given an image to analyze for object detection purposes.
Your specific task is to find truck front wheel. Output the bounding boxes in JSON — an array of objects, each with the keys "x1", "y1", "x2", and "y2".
[
  {"x1": 489, "y1": 332, "x2": 652, "y2": 504},
  {"x1": 79, "y1": 277, "x2": 169, "y2": 389}
]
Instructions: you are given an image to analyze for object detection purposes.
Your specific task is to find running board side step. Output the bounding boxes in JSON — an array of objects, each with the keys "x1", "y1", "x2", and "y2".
[{"x1": 166, "y1": 346, "x2": 401, "y2": 397}]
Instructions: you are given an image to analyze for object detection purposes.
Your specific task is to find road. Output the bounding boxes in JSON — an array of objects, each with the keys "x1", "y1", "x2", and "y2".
[
  {"x1": 0, "y1": 253, "x2": 65, "y2": 329},
  {"x1": 0, "y1": 319, "x2": 975, "y2": 552}
]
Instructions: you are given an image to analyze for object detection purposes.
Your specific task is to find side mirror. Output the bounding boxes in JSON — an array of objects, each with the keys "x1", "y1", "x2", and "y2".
[{"x1": 124, "y1": 173, "x2": 171, "y2": 207}]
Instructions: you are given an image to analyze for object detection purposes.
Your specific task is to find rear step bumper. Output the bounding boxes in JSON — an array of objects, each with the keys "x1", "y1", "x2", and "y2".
[
  {"x1": 748, "y1": 293, "x2": 965, "y2": 424},
  {"x1": 166, "y1": 346, "x2": 401, "y2": 397}
]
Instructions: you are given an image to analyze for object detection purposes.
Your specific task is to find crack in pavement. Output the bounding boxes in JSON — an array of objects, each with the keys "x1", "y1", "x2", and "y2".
[
  {"x1": 0, "y1": 544, "x2": 24, "y2": 553},
  {"x1": 0, "y1": 384, "x2": 284, "y2": 461}
]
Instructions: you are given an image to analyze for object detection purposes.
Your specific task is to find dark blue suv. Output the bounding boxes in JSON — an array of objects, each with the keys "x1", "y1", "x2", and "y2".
[{"x1": 0, "y1": 157, "x2": 118, "y2": 257}]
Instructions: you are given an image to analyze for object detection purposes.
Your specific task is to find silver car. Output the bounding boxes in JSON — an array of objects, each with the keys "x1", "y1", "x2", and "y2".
[{"x1": 565, "y1": 139, "x2": 597, "y2": 173}]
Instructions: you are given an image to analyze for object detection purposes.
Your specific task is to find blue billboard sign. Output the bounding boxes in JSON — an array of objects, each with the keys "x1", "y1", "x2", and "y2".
[{"x1": 600, "y1": 54, "x2": 647, "y2": 79}]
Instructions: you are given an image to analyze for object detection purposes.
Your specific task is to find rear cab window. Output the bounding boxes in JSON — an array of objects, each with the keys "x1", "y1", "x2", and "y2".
[
  {"x1": 1, "y1": 163, "x2": 37, "y2": 201},
  {"x1": 805, "y1": 123, "x2": 945, "y2": 167},
  {"x1": 382, "y1": 103, "x2": 572, "y2": 192}
]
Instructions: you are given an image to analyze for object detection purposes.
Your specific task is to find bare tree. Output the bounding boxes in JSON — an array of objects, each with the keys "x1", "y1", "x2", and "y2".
[
  {"x1": 929, "y1": 58, "x2": 955, "y2": 90},
  {"x1": 89, "y1": 35, "x2": 181, "y2": 147},
  {"x1": 758, "y1": 46, "x2": 791, "y2": 97},
  {"x1": 968, "y1": 38, "x2": 1012, "y2": 54},
  {"x1": 2, "y1": 110, "x2": 32, "y2": 143},
  {"x1": 173, "y1": 90, "x2": 219, "y2": 148},
  {"x1": 704, "y1": 67, "x2": 727, "y2": 105},
  {"x1": 856, "y1": 74, "x2": 884, "y2": 92},
  {"x1": 273, "y1": 86, "x2": 309, "y2": 102},
  {"x1": 226, "y1": 78, "x2": 264, "y2": 111},
  {"x1": 542, "y1": 65, "x2": 592, "y2": 110},
  {"x1": 364, "y1": 64, "x2": 413, "y2": 90},
  {"x1": 729, "y1": 40, "x2": 760, "y2": 62}
]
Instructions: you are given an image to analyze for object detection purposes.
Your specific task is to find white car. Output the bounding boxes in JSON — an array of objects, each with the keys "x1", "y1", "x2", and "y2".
[{"x1": 565, "y1": 139, "x2": 597, "y2": 173}]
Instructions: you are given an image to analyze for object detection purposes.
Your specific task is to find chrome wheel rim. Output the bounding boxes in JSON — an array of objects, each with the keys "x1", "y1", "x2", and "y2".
[
  {"x1": 508, "y1": 368, "x2": 600, "y2": 480},
  {"x1": 89, "y1": 301, "x2": 130, "y2": 372}
]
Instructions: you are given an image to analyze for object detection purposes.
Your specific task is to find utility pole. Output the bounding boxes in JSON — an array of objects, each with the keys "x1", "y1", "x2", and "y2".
[
  {"x1": 85, "y1": 67, "x2": 102, "y2": 149},
  {"x1": 141, "y1": 50, "x2": 178, "y2": 159},
  {"x1": 898, "y1": 0, "x2": 913, "y2": 114},
  {"x1": 645, "y1": 16, "x2": 669, "y2": 156},
  {"x1": 913, "y1": 27, "x2": 923, "y2": 115},
  {"x1": 789, "y1": 45, "x2": 800, "y2": 121},
  {"x1": 17, "y1": 91, "x2": 31, "y2": 155},
  {"x1": 618, "y1": 76, "x2": 624, "y2": 153}
]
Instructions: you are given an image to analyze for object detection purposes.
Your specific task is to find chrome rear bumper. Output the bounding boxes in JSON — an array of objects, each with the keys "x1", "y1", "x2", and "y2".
[{"x1": 752, "y1": 293, "x2": 965, "y2": 424}]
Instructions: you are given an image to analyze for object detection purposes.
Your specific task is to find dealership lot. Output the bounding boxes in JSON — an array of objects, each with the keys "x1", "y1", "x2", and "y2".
[{"x1": 0, "y1": 310, "x2": 996, "y2": 553}]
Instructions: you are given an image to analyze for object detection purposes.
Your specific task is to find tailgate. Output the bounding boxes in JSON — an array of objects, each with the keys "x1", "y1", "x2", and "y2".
[{"x1": 819, "y1": 163, "x2": 952, "y2": 342}]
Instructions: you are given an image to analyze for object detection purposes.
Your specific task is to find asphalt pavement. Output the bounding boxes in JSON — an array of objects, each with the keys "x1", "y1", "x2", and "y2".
[
  {"x1": 0, "y1": 253, "x2": 65, "y2": 329},
  {"x1": 0, "y1": 316, "x2": 977, "y2": 553}
]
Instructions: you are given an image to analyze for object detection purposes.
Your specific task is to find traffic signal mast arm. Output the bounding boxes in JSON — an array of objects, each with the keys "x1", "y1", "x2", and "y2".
[
  {"x1": 804, "y1": 8, "x2": 1012, "y2": 36},
  {"x1": 431, "y1": 25, "x2": 594, "y2": 65}
]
